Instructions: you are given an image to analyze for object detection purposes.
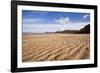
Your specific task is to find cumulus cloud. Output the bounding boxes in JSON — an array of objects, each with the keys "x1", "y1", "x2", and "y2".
[
  {"x1": 55, "y1": 17, "x2": 70, "y2": 25},
  {"x1": 83, "y1": 14, "x2": 89, "y2": 19}
]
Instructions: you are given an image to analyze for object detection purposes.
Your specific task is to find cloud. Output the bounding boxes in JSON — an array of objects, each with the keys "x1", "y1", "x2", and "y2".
[
  {"x1": 55, "y1": 17, "x2": 70, "y2": 25},
  {"x1": 23, "y1": 22, "x2": 89, "y2": 33},
  {"x1": 83, "y1": 14, "x2": 89, "y2": 19},
  {"x1": 23, "y1": 18, "x2": 44, "y2": 24},
  {"x1": 60, "y1": 28, "x2": 65, "y2": 31}
]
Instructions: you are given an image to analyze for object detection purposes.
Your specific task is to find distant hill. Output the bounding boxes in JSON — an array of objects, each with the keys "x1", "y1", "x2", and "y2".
[
  {"x1": 80, "y1": 24, "x2": 90, "y2": 33},
  {"x1": 55, "y1": 24, "x2": 90, "y2": 34}
]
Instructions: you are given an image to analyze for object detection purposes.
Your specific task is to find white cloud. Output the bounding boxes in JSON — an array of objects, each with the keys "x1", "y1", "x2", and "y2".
[
  {"x1": 55, "y1": 17, "x2": 70, "y2": 25},
  {"x1": 23, "y1": 18, "x2": 44, "y2": 24},
  {"x1": 60, "y1": 28, "x2": 65, "y2": 31},
  {"x1": 83, "y1": 14, "x2": 89, "y2": 19},
  {"x1": 23, "y1": 22, "x2": 89, "y2": 33}
]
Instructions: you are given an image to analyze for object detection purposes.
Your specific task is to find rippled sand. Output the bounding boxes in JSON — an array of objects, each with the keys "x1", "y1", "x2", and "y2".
[{"x1": 22, "y1": 34, "x2": 90, "y2": 62}]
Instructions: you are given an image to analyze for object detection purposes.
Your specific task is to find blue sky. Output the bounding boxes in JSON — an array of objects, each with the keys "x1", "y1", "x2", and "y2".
[{"x1": 22, "y1": 10, "x2": 90, "y2": 33}]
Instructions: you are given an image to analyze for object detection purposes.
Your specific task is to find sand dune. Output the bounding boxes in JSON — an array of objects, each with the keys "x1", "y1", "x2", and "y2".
[{"x1": 22, "y1": 34, "x2": 90, "y2": 62}]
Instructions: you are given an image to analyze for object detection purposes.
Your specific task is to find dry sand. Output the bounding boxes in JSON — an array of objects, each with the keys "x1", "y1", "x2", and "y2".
[{"x1": 22, "y1": 34, "x2": 90, "y2": 62}]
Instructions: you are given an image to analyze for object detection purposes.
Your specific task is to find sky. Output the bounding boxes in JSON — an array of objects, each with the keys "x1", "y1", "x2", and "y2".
[{"x1": 22, "y1": 10, "x2": 90, "y2": 33}]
